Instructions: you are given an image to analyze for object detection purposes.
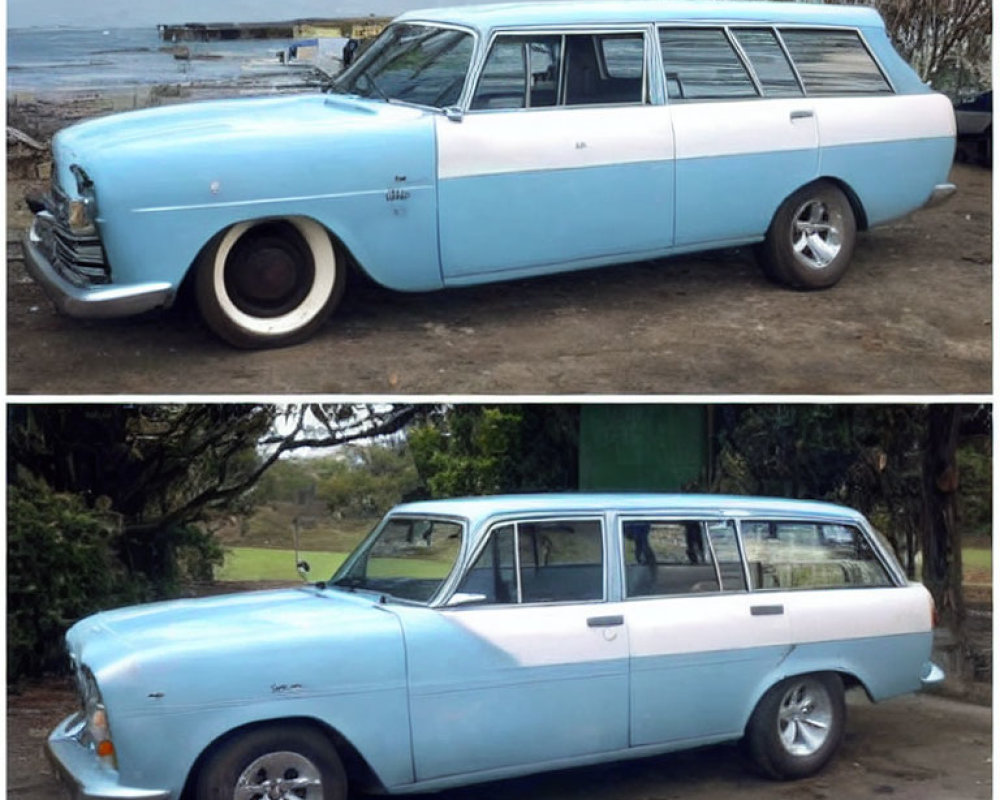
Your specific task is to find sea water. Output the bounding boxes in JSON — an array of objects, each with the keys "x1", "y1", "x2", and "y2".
[{"x1": 7, "y1": 26, "x2": 304, "y2": 93}]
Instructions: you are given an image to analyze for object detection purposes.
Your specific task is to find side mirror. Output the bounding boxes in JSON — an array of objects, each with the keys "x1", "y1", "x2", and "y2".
[
  {"x1": 445, "y1": 592, "x2": 487, "y2": 607},
  {"x1": 296, "y1": 560, "x2": 311, "y2": 580}
]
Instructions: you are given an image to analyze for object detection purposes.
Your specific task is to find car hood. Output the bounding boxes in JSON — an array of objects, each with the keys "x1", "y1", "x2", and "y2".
[
  {"x1": 53, "y1": 93, "x2": 426, "y2": 163},
  {"x1": 67, "y1": 585, "x2": 399, "y2": 677}
]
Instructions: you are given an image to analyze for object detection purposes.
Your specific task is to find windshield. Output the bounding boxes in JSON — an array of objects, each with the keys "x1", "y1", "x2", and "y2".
[
  {"x1": 331, "y1": 515, "x2": 466, "y2": 602},
  {"x1": 331, "y1": 23, "x2": 474, "y2": 108}
]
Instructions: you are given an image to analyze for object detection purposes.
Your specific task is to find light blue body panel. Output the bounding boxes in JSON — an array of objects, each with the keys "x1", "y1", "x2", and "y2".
[
  {"x1": 819, "y1": 137, "x2": 956, "y2": 226},
  {"x1": 439, "y1": 161, "x2": 674, "y2": 278},
  {"x1": 54, "y1": 96, "x2": 444, "y2": 294},
  {"x1": 66, "y1": 588, "x2": 415, "y2": 798},
  {"x1": 675, "y1": 148, "x2": 818, "y2": 246}
]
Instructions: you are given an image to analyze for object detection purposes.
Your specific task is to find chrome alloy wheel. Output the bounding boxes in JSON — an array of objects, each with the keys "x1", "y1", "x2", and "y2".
[
  {"x1": 234, "y1": 751, "x2": 323, "y2": 800},
  {"x1": 776, "y1": 677, "x2": 834, "y2": 757},
  {"x1": 790, "y1": 198, "x2": 844, "y2": 270}
]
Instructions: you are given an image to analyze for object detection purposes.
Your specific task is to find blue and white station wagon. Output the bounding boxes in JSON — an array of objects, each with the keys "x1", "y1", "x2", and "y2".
[
  {"x1": 49, "y1": 494, "x2": 942, "y2": 800},
  {"x1": 25, "y1": 1, "x2": 956, "y2": 348}
]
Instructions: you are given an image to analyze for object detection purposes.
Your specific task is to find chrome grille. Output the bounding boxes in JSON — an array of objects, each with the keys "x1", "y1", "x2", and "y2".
[{"x1": 34, "y1": 189, "x2": 110, "y2": 286}]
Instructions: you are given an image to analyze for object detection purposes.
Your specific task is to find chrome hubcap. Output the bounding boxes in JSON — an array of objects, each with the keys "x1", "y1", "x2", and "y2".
[
  {"x1": 791, "y1": 199, "x2": 843, "y2": 270},
  {"x1": 234, "y1": 751, "x2": 322, "y2": 800},
  {"x1": 776, "y1": 679, "x2": 833, "y2": 757}
]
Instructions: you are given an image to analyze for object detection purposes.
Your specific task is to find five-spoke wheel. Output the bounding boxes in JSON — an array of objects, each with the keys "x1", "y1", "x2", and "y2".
[
  {"x1": 758, "y1": 181, "x2": 857, "y2": 289},
  {"x1": 746, "y1": 672, "x2": 845, "y2": 779}
]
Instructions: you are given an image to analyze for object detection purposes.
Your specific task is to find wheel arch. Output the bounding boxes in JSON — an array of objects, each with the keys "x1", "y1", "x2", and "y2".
[
  {"x1": 179, "y1": 214, "x2": 368, "y2": 295},
  {"x1": 742, "y1": 667, "x2": 871, "y2": 736},
  {"x1": 178, "y1": 716, "x2": 387, "y2": 800},
  {"x1": 815, "y1": 176, "x2": 869, "y2": 232}
]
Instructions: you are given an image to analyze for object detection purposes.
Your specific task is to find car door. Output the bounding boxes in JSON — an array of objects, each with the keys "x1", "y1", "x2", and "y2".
[
  {"x1": 620, "y1": 516, "x2": 792, "y2": 747},
  {"x1": 436, "y1": 29, "x2": 675, "y2": 282},
  {"x1": 396, "y1": 517, "x2": 630, "y2": 781},
  {"x1": 660, "y1": 26, "x2": 820, "y2": 247}
]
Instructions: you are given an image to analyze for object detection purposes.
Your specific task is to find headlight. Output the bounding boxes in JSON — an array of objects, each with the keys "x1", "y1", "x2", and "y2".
[
  {"x1": 80, "y1": 668, "x2": 117, "y2": 768},
  {"x1": 68, "y1": 164, "x2": 97, "y2": 236}
]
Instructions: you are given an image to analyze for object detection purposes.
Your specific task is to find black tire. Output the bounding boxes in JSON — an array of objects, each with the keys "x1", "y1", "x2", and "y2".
[
  {"x1": 757, "y1": 182, "x2": 857, "y2": 290},
  {"x1": 745, "y1": 673, "x2": 845, "y2": 780},
  {"x1": 196, "y1": 723, "x2": 347, "y2": 800},
  {"x1": 195, "y1": 217, "x2": 345, "y2": 349}
]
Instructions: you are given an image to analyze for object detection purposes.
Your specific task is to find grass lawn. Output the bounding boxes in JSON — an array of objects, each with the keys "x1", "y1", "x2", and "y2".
[
  {"x1": 963, "y1": 547, "x2": 992, "y2": 570},
  {"x1": 216, "y1": 547, "x2": 455, "y2": 582}
]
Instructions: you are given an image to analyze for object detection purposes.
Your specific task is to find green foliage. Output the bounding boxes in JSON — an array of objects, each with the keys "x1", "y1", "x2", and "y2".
[
  {"x1": 408, "y1": 406, "x2": 579, "y2": 498},
  {"x1": 7, "y1": 482, "x2": 148, "y2": 683},
  {"x1": 320, "y1": 445, "x2": 421, "y2": 516},
  {"x1": 957, "y1": 437, "x2": 992, "y2": 538}
]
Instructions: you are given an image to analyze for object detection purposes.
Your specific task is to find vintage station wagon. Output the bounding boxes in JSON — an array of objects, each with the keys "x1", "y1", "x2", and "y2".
[
  {"x1": 49, "y1": 494, "x2": 942, "y2": 800},
  {"x1": 24, "y1": 1, "x2": 956, "y2": 348}
]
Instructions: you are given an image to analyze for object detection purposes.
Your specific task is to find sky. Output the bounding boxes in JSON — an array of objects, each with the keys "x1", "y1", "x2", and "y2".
[{"x1": 7, "y1": 0, "x2": 494, "y2": 28}]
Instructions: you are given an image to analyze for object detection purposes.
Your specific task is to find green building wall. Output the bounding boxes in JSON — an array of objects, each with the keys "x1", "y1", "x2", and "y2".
[{"x1": 578, "y1": 405, "x2": 710, "y2": 492}]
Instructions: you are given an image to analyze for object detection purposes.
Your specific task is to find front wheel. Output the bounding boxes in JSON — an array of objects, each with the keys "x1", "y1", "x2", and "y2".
[
  {"x1": 196, "y1": 724, "x2": 347, "y2": 800},
  {"x1": 757, "y1": 182, "x2": 857, "y2": 290},
  {"x1": 745, "y1": 672, "x2": 846, "y2": 780},
  {"x1": 195, "y1": 217, "x2": 345, "y2": 349}
]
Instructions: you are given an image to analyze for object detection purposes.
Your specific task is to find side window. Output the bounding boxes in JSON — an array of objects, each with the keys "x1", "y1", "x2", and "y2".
[
  {"x1": 471, "y1": 32, "x2": 644, "y2": 109},
  {"x1": 731, "y1": 28, "x2": 803, "y2": 97},
  {"x1": 779, "y1": 29, "x2": 892, "y2": 95},
  {"x1": 455, "y1": 519, "x2": 604, "y2": 604},
  {"x1": 622, "y1": 519, "x2": 745, "y2": 598},
  {"x1": 472, "y1": 39, "x2": 527, "y2": 109},
  {"x1": 741, "y1": 520, "x2": 893, "y2": 590},
  {"x1": 659, "y1": 27, "x2": 757, "y2": 100},
  {"x1": 456, "y1": 523, "x2": 516, "y2": 603}
]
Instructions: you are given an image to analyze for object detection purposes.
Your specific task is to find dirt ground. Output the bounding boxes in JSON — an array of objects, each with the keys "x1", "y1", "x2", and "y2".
[
  {"x1": 9, "y1": 680, "x2": 990, "y2": 800},
  {"x1": 5, "y1": 162, "x2": 991, "y2": 395}
]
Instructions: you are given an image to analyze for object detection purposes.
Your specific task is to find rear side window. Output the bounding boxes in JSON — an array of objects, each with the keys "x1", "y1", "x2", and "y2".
[
  {"x1": 659, "y1": 27, "x2": 757, "y2": 100},
  {"x1": 741, "y1": 520, "x2": 893, "y2": 590},
  {"x1": 731, "y1": 28, "x2": 803, "y2": 97},
  {"x1": 622, "y1": 519, "x2": 747, "y2": 597},
  {"x1": 779, "y1": 29, "x2": 891, "y2": 95}
]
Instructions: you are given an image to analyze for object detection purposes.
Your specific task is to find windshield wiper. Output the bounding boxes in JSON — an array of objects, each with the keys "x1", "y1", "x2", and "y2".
[
  {"x1": 330, "y1": 576, "x2": 368, "y2": 592},
  {"x1": 358, "y1": 72, "x2": 391, "y2": 102}
]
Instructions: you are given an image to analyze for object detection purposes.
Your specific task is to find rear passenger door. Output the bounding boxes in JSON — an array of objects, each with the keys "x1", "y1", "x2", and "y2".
[
  {"x1": 621, "y1": 517, "x2": 791, "y2": 747},
  {"x1": 659, "y1": 26, "x2": 820, "y2": 246},
  {"x1": 437, "y1": 29, "x2": 675, "y2": 280}
]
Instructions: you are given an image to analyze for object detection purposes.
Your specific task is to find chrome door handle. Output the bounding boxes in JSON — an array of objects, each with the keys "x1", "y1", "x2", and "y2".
[
  {"x1": 750, "y1": 604, "x2": 784, "y2": 616},
  {"x1": 790, "y1": 110, "x2": 814, "y2": 120},
  {"x1": 587, "y1": 615, "x2": 624, "y2": 627}
]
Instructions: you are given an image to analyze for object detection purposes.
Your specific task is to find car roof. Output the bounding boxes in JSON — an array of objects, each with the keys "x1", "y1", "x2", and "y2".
[
  {"x1": 396, "y1": 0, "x2": 885, "y2": 35},
  {"x1": 390, "y1": 493, "x2": 866, "y2": 527}
]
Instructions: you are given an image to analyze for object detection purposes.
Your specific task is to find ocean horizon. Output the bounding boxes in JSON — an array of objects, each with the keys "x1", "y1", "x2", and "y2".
[{"x1": 7, "y1": 25, "x2": 314, "y2": 94}]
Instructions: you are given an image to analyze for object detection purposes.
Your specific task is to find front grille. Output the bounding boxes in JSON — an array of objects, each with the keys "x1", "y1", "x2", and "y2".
[{"x1": 34, "y1": 187, "x2": 110, "y2": 286}]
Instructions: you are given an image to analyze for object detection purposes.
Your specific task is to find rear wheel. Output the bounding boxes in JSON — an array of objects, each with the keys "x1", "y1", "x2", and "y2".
[
  {"x1": 196, "y1": 724, "x2": 347, "y2": 800},
  {"x1": 757, "y1": 182, "x2": 857, "y2": 289},
  {"x1": 745, "y1": 673, "x2": 845, "y2": 780},
  {"x1": 195, "y1": 217, "x2": 345, "y2": 349}
]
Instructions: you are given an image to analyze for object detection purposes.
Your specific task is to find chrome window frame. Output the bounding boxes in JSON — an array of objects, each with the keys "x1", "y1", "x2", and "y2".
[
  {"x1": 617, "y1": 513, "x2": 749, "y2": 601},
  {"x1": 443, "y1": 512, "x2": 609, "y2": 607},
  {"x1": 734, "y1": 517, "x2": 900, "y2": 592},
  {"x1": 774, "y1": 25, "x2": 896, "y2": 96},
  {"x1": 464, "y1": 25, "x2": 653, "y2": 113}
]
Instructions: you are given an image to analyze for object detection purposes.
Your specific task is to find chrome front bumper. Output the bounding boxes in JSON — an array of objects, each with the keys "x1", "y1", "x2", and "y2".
[
  {"x1": 922, "y1": 182, "x2": 957, "y2": 209},
  {"x1": 23, "y1": 220, "x2": 174, "y2": 319},
  {"x1": 47, "y1": 713, "x2": 170, "y2": 800}
]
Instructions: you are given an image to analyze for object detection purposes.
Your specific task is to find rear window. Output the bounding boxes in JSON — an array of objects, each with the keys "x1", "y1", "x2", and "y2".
[
  {"x1": 779, "y1": 29, "x2": 892, "y2": 95},
  {"x1": 741, "y1": 520, "x2": 893, "y2": 590}
]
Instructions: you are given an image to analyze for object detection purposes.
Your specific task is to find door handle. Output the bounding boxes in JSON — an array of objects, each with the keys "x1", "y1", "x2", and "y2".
[
  {"x1": 750, "y1": 604, "x2": 784, "y2": 616},
  {"x1": 790, "y1": 110, "x2": 814, "y2": 120},
  {"x1": 587, "y1": 615, "x2": 624, "y2": 627}
]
